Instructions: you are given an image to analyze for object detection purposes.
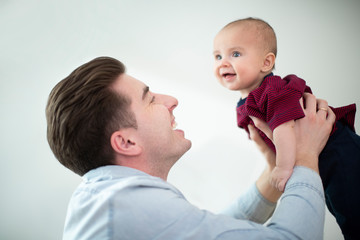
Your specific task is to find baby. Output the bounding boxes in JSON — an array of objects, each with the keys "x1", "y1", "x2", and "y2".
[{"x1": 213, "y1": 17, "x2": 359, "y2": 239}]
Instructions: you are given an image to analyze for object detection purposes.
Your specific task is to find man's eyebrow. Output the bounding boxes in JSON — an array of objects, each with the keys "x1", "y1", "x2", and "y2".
[{"x1": 142, "y1": 86, "x2": 149, "y2": 100}]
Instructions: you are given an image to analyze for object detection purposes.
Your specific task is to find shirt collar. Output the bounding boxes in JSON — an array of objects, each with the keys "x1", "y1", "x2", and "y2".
[
  {"x1": 237, "y1": 72, "x2": 274, "y2": 107},
  {"x1": 82, "y1": 165, "x2": 150, "y2": 183}
]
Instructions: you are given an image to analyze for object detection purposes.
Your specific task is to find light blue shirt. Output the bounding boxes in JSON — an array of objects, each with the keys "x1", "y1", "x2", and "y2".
[{"x1": 63, "y1": 165, "x2": 325, "y2": 240}]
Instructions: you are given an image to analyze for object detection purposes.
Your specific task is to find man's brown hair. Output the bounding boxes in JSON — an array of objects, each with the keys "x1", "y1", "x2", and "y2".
[{"x1": 46, "y1": 57, "x2": 137, "y2": 176}]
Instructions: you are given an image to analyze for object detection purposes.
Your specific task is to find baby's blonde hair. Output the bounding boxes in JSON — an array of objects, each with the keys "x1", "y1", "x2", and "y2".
[{"x1": 223, "y1": 17, "x2": 277, "y2": 58}]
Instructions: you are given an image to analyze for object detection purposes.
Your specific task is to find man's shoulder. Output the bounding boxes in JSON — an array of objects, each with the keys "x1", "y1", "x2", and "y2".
[{"x1": 77, "y1": 166, "x2": 183, "y2": 200}]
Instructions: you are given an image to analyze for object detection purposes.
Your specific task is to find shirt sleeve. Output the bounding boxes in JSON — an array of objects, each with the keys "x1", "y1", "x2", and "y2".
[
  {"x1": 115, "y1": 167, "x2": 325, "y2": 240},
  {"x1": 220, "y1": 184, "x2": 276, "y2": 224},
  {"x1": 265, "y1": 166, "x2": 325, "y2": 239},
  {"x1": 65, "y1": 166, "x2": 325, "y2": 240}
]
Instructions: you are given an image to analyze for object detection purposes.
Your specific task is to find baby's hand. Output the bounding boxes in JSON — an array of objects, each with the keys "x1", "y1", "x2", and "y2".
[{"x1": 270, "y1": 167, "x2": 293, "y2": 192}]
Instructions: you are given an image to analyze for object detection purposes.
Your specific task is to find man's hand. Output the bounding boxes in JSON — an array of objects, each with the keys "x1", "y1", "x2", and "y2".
[
  {"x1": 250, "y1": 93, "x2": 335, "y2": 173},
  {"x1": 294, "y1": 93, "x2": 335, "y2": 172},
  {"x1": 249, "y1": 124, "x2": 276, "y2": 169},
  {"x1": 249, "y1": 125, "x2": 281, "y2": 202}
]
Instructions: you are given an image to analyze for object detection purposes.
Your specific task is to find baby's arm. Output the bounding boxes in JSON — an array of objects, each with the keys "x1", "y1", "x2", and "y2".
[{"x1": 271, "y1": 120, "x2": 296, "y2": 191}]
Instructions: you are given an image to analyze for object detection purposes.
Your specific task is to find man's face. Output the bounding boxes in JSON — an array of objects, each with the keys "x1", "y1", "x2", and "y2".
[{"x1": 112, "y1": 74, "x2": 192, "y2": 165}]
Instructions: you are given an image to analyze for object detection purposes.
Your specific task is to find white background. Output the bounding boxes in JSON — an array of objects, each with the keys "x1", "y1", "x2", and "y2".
[{"x1": 1, "y1": 0, "x2": 359, "y2": 239}]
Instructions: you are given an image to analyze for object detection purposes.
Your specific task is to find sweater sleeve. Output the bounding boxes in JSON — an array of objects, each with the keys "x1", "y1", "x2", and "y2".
[{"x1": 250, "y1": 75, "x2": 308, "y2": 131}]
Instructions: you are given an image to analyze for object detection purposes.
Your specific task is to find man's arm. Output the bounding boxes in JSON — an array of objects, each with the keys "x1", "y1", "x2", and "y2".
[
  {"x1": 221, "y1": 93, "x2": 335, "y2": 239},
  {"x1": 252, "y1": 93, "x2": 334, "y2": 201},
  {"x1": 251, "y1": 124, "x2": 282, "y2": 203}
]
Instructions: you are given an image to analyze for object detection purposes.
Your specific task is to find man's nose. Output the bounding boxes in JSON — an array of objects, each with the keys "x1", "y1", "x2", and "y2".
[{"x1": 158, "y1": 94, "x2": 178, "y2": 112}]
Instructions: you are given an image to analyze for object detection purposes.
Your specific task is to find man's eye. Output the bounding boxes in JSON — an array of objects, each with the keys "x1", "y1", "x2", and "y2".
[
  {"x1": 232, "y1": 52, "x2": 241, "y2": 57},
  {"x1": 150, "y1": 96, "x2": 155, "y2": 103},
  {"x1": 215, "y1": 55, "x2": 222, "y2": 60}
]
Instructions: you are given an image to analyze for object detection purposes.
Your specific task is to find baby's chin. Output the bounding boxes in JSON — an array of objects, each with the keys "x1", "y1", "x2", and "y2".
[{"x1": 224, "y1": 83, "x2": 241, "y2": 92}]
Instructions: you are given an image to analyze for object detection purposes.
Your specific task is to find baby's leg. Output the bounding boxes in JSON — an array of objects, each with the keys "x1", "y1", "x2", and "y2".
[
  {"x1": 319, "y1": 122, "x2": 360, "y2": 240},
  {"x1": 272, "y1": 120, "x2": 296, "y2": 192}
]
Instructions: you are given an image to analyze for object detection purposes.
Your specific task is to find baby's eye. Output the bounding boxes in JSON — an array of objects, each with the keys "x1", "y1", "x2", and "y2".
[
  {"x1": 215, "y1": 55, "x2": 222, "y2": 60},
  {"x1": 232, "y1": 51, "x2": 241, "y2": 57}
]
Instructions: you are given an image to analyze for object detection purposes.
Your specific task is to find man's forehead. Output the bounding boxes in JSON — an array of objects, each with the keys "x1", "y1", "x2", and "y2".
[{"x1": 114, "y1": 74, "x2": 148, "y2": 101}]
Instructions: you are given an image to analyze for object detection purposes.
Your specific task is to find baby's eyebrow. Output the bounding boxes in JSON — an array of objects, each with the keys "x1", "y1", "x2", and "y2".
[{"x1": 229, "y1": 46, "x2": 244, "y2": 52}]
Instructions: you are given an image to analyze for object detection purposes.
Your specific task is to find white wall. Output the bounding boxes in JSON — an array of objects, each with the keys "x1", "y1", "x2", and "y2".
[{"x1": 1, "y1": 0, "x2": 359, "y2": 239}]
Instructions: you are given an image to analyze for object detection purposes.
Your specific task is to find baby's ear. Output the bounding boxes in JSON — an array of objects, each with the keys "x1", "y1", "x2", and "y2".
[{"x1": 261, "y1": 52, "x2": 276, "y2": 72}]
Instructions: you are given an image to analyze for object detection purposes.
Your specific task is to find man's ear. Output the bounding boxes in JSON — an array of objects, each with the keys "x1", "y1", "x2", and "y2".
[
  {"x1": 261, "y1": 52, "x2": 276, "y2": 72},
  {"x1": 110, "y1": 130, "x2": 141, "y2": 156}
]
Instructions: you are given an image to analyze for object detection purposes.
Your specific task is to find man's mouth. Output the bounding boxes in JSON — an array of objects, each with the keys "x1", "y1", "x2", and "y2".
[
  {"x1": 172, "y1": 121, "x2": 178, "y2": 129},
  {"x1": 171, "y1": 117, "x2": 177, "y2": 129},
  {"x1": 171, "y1": 118, "x2": 186, "y2": 137}
]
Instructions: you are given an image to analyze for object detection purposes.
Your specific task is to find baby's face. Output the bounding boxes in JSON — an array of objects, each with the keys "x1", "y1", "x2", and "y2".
[{"x1": 213, "y1": 24, "x2": 266, "y2": 97}]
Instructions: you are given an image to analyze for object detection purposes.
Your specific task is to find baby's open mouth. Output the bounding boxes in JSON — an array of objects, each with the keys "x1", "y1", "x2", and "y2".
[{"x1": 222, "y1": 73, "x2": 235, "y2": 77}]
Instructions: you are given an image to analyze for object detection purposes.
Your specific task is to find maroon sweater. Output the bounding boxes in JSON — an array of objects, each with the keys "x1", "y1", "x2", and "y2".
[{"x1": 236, "y1": 74, "x2": 356, "y2": 152}]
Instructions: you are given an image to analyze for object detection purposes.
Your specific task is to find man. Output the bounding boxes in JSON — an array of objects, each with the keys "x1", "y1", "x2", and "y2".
[{"x1": 46, "y1": 56, "x2": 335, "y2": 239}]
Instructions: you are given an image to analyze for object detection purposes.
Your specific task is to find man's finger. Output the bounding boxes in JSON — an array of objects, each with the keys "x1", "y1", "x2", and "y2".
[{"x1": 302, "y1": 93, "x2": 317, "y2": 111}]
